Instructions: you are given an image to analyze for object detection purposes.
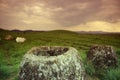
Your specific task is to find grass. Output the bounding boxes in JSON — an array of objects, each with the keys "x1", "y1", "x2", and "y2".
[
  {"x1": 0, "y1": 29, "x2": 120, "y2": 80},
  {"x1": 101, "y1": 55, "x2": 120, "y2": 80},
  {"x1": 102, "y1": 68, "x2": 120, "y2": 80}
]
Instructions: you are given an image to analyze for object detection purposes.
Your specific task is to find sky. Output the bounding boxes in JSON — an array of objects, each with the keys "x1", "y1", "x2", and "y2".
[{"x1": 0, "y1": 0, "x2": 120, "y2": 32}]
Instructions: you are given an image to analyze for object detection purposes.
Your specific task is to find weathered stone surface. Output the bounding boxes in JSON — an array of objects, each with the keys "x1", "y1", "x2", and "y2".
[
  {"x1": 18, "y1": 46, "x2": 85, "y2": 80},
  {"x1": 5, "y1": 35, "x2": 14, "y2": 40},
  {"x1": 87, "y1": 45, "x2": 118, "y2": 69}
]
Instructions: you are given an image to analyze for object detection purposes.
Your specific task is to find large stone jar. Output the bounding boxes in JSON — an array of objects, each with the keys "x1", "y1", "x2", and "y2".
[
  {"x1": 87, "y1": 45, "x2": 118, "y2": 69},
  {"x1": 18, "y1": 46, "x2": 85, "y2": 80}
]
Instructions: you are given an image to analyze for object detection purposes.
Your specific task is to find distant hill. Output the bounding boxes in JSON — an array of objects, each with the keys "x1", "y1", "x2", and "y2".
[
  {"x1": 0, "y1": 28, "x2": 120, "y2": 34},
  {"x1": 12, "y1": 29, "x2": 45, "y2": 32},
  {"x1": 76, "y1": 31, "x2": 120, "y2": 34}
]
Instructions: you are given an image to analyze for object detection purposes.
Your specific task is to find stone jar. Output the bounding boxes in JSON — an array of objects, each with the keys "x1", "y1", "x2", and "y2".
[
  {"x1": 87, "y1": 45, "x2": 118, "y2": 69},
  {"x1": 18, "y1": 46, "x2": 85, "y2": 80}
]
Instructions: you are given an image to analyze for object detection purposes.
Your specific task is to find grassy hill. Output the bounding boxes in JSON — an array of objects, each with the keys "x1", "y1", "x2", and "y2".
[{"x1": 0, "y1": 29, "x2": 120, "y2": 80}]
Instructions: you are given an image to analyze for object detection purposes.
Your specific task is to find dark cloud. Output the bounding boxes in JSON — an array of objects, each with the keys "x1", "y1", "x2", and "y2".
[
  {"x1": 41, "y1": 0, "x2": 102, "y2": 26},
  {"x1": 97, "y1": 0, "x2": 120, "y2": 22},
  {"x1": 40, "y1": 0, "x2": 120, "y2": 26}
]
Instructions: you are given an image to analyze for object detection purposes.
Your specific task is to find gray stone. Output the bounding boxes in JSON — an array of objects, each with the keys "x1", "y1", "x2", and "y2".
[
  {"x1": 18, "y1": 46, "x2": 85, "y2": 80},
  {"x1": 87, "y1": 45, "x2": 118, "y2": 69}
]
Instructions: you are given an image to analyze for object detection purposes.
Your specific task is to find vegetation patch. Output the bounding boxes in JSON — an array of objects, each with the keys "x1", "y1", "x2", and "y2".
[{"x1": 0, "y1": 30, "x2": 120, "y2": 80}]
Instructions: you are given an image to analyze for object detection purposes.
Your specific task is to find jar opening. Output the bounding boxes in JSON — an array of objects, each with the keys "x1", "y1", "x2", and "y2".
[{"x1": 31, "y1": 47, "x2": 69, "y2": 56}]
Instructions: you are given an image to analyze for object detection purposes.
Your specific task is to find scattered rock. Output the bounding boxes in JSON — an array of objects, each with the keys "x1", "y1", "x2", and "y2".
[
  {"x1": 87, "y1": 45, "x2": 118, "y2": 69},
  {"x1": 5, "y1": 35, "x2": 14, "y2": 40},
  {"x1": 18, "y1": 46, "x2": 85, "y2": 80},
  {"x1": 16, "y1": 37, "x2": 26, "y2": 43}
]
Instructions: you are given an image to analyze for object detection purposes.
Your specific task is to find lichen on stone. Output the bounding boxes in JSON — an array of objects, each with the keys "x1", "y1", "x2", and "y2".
[
  {"x1": 87, "y1": 45, "x2": 118, "y2": 69},
  {"x1": 18, "y1": 46, "x2": 85, "y2": 80}
]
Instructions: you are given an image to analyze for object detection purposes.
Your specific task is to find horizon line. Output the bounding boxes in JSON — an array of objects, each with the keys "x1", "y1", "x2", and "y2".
[{"x1": 0, "y1": 28, "x2": 120, "y2": 33}]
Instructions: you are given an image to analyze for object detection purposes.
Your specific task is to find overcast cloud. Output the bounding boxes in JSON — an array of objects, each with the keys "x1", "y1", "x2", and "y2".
[{"x1": 0, "y1": 0, "x2": 120, "y2": 32}]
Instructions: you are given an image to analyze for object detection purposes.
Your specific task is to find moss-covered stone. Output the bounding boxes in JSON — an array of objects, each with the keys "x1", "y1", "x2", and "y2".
[
  {"x1": 87, "y1": 45, "x2": 118, "y2": 69},
  {"x1": 18, "y1": 46, "x2": 85, "y2": 80}
]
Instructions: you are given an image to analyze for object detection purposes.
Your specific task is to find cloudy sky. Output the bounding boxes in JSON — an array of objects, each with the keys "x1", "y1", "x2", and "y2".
[{"x1": 0, "y1": 0, "x2": 120, "y2": 32}]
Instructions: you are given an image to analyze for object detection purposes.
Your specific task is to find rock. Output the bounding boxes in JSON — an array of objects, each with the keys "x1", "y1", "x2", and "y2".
[
  {"x1": 87, "y1": 45, "x2": 118, "y2": 69},
  {"x1": 18, "y1": 46, "x2": 85, "y2": 80},
  {"x1": 5, "y1": 35, "x2": 14, "y2": 40},
  {"x1": 16, "y1": 37, "x2": 26, "y2": 43}
]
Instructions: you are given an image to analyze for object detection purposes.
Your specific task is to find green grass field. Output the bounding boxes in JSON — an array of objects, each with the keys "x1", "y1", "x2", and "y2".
[{"x1": 0, "y1": 29, "x2": 120, "y2": 80}]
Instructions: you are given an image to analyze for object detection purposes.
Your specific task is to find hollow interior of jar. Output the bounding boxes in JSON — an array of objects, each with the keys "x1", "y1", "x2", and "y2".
[{"x1": 31, "y1": 47, "x2": 69, "y2": 56}]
